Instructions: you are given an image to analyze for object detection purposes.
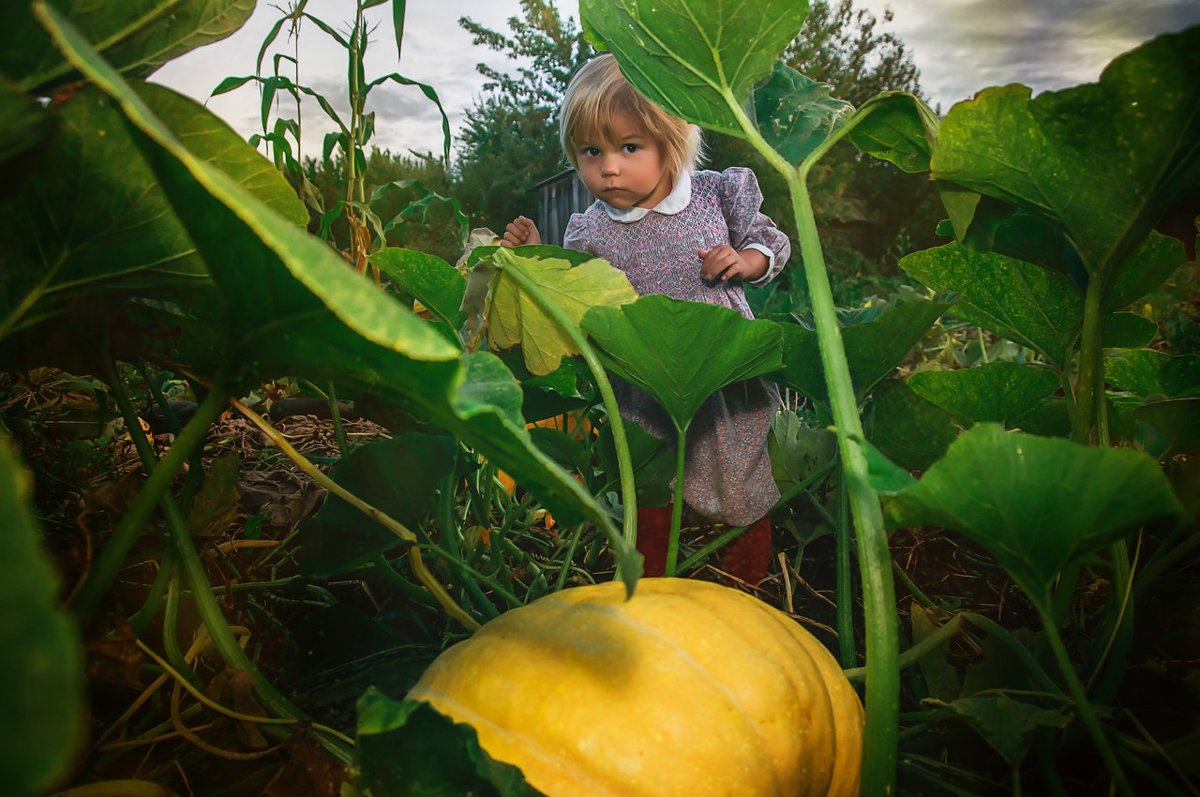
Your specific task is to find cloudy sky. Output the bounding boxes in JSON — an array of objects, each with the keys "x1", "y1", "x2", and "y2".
[{"x1": 153, "y1": 0, "x2": 1200, "y2": 161}]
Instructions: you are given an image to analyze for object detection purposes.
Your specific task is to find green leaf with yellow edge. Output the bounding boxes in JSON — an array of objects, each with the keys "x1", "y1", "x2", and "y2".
[
  {"x1": 488, "y1": 247, "x2": 638, "y2": 376},
  {"x1": 0, "y1": 435, "x2": 85, "y2": 797},
  {"x1": 582, "y1": 294, "x2": 782, "y2": 432},
  {"x1": 882, "y1": 423, "x2": 1181, "y2": 607},
  {"x1": 580, "y1": 0, "x2": 810, "y2": 139},
  {"x1": 931, "y1": 26, "x2": 1200, "y2": 279},
  {"x1": 907, "y1": 363, "x2": 1060, "y2": 428}
]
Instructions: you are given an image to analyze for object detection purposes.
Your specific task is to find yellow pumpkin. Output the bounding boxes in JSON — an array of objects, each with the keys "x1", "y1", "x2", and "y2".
[{"x1": 407, "y1": 577, "x2": 863, "y2": 797}]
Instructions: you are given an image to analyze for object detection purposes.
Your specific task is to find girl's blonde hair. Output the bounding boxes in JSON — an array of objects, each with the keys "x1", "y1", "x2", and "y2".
[{"x1": 559, "y1": 53, "x2": 703, "y2": 177}]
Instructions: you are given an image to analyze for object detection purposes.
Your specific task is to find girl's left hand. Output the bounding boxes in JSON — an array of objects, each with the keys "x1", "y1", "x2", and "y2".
[{"x1": 698, "y1": 245, "x2": 768, "y2": 283}]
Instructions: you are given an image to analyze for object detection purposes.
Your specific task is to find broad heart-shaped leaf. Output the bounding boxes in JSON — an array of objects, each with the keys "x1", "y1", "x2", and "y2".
[
  {"x1": 754, "y1": 62, "x2": 853, "y2": 165},
  {"x1": 880, "y1": 424, "x2": 1181, "y2": 606},
  {"x1": 0, "y1": 436, "x2": 85, "y2": 797},
  {"x1": 296, "y1": 435, "x2": 456, "y2": 578},
  {"x1": 580, "y1": 0, "x2": 809, "y2": 139},
  {"x1": 1106, "y1": 349, "x2": 1200, "y2": 399},
  {"x1": 370, "y1": 247, "x2": 466, "y2": 331},
  {"x1": 1101, "y1": 311, "x2": 1157, "y2": 349},
  {"x1": 864, "y1": 379, "x2": 958, "y2": 471},
  {"x1": 356, "y1": 689, "x2": 540, "y2": 797},
  {"x1": 924, "y1": 695, "x2": 1070, "y2": 767},
  {"x1": 40, "y1": 7, "x2": 632, "y2": 563},
  {"x1": 931, "y1": 26, "x2": 1200, "y2": 279},
  {"x1": 0, "y1": 82, "x2": 305, "y2": 345},
  {"x1": 907, "y1": 363, "x2": 1060, "y2": 428},
  {"x1": 847, "y1": 91, "x2": 940, "y2": 173},
  {"x1": 581, "y1": 295, "x2": 783, "y2": 431},
  {"x1": 774, "y1": 298, "x2": 953, "y2": 408},
  {"x1": 902, "y1": 243, "x2": 1082, "y2": 367},
  {"x1": 0, "y1": 76, "x2": 56, "y2": 197},
  {"x1": 487, "y1": 246, "x2": 638, "y2": 376},
  {"x1": 1135, "y1": 398, "x2": 1200, "y2": 458},
  {"x1": 1104, "y1": 232, "x2": 1187, "y2": 313},
  {"x1": 2, "y1": 0, "x2": 254, "y2": 93}
]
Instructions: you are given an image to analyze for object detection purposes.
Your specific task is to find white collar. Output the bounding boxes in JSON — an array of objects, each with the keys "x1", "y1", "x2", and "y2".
[{"x1": 600, "y1": 170, "x2": 692, "y2": 222}]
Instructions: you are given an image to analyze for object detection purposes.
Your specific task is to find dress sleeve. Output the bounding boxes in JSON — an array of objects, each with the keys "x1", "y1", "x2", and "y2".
[
  {"x1": 563, "y1": 212, "x2": 593, "y2": 255},
  {"x1": 718, "y1": 167, "x2": 791, "y2": 286}
]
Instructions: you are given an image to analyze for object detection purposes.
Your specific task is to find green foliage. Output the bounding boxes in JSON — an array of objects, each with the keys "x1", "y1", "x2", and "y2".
[
  {"x1": 0, "y1": 435, "x2": 85, "y2": 797},
  {"x1": 356, "y1": 689, "x2": 541, "y2": 796},
  {"x1": 296, "y1": 435, "x2": 456, "y2": 577},
  {"x1": 907, "y1": 362, "x2": 1060, "y2": 428},
  {"x1": 582, "y1": 296, "x2": 783, "y2": 431},
  {"x1": 875, "y1": 424, "x2": 1181, "y2": 608}
]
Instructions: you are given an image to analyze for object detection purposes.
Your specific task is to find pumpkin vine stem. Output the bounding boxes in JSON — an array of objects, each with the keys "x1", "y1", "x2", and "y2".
[{"x1": 102, "y1": 358, "x2": 355, "y2": 765}]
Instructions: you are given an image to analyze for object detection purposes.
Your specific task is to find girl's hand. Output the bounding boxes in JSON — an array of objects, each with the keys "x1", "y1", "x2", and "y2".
[
  {"x1": 501, "y1": 216, "x2": 542, "y2": 247},
  {"x1": 698, "y1": 245, "x2": 768, "y2": 283}
]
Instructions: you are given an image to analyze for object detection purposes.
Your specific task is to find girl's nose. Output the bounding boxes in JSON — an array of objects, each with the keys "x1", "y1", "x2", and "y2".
[{"x1": 600, "y1": 154, "x2": 619, "y2": 176}]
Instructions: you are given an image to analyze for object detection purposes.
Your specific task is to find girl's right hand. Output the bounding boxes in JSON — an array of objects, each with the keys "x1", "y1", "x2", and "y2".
[{"x1": 501, "y1": 216, "x2": 542, "y2": 247}]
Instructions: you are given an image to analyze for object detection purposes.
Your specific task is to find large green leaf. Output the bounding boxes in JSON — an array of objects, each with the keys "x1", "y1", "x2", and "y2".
[
  {"x1": 0, "y1": 76, "x2": 56, "y2": 197},
  {"x1": 901, "y1": 243, "x2": 1082, "y2": 366},
  {"x1": 847, "y1": 91, "x2": 940, "y2": 173},
  {"x1": 1103, "y1": 232, "x2": 1187, "y2": 312},
  {"x1": 931, "y1": 26, "x2": 1200, "y2": 279},
  {"x1": 580, "y1": 0, "x2": 809, "y2": 139},
  {"x1": 878, "y1": 424, "x2": 1180, "y2": 605},
  {"x1": 595, "y1": 416, "x2": 675, "y2": 507},
  {"x1": 775, "y1": 298, "x2": 953, "y2": 406},
  {"x1": 907, "y1": 363, "x2": 1060, "y2": 428},
  {"x1": 1135, "y1": 398, "x2": 1200, "y2": 458},
  {"x1": 0, "y1": 435, "x2": 85, "y2": 797},
  {"x1": 296, "y1": 435, "x2": 456, "y2": 578},
  {"x1": 581, "y1": 294, "x2": 782, "y2": 431},
  {"x1": 753, "y1": 62, "x2": 853, "y2": 165},
  {"x1": 37, "y1": 6, "x2": 627, "y2": 548},
  {"x1": 1106, "y1": 349, "x2": 1200, "y2": 398},
  {"x1": 865, "y1": 379, "x2": 957, "y2": 471},
  {"x1": 924, "y1": 695, "x2": 1070, "y2": 767},
  {"x1": 1101, "y1": 311, "x2": 1158, "y2": 349},
  {"x1": 0, "y1": 82, "x2": 305, "y2": 344},
  {"x1": 2, "y1": 0, "x2": 255, "y2": 93},
  {"x1": 370, "y1": 247, "x2": 466, "y2": 332},
  {"x1": 487, "y1": 247, "x2": 638, "y2": 376},
  {"x1": 356, "y1": 689, "x2": 539, "y2": 796}
]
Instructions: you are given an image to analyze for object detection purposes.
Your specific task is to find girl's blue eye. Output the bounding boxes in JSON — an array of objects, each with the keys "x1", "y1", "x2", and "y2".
[
  {"x1": 582, "y1": 147, "x2": 600, "y2": 157},
  {"x1": 622, "y1": 143, "x2": 639, "y2": 154}
]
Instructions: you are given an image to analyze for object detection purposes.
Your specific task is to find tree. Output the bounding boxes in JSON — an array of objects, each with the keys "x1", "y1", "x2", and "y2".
[{"x1": 454, "y1": 1, "x2": 593, "y2": 231}]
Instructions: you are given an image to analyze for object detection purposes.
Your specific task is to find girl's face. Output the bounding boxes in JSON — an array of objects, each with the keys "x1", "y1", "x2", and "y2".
[{"x1": 574, "y1": 111, "x2": 672, "y2": 210}]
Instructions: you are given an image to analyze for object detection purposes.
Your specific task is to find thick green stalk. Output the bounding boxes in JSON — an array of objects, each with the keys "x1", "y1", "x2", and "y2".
[
  {"x1": 664, "y1": 424, "x2": 689, "y2": 577},
  {"x1": 494, "y1": 259, "x2": 640, "y2": 555},
  {"x1": 73, "y1": 373, "x2": 228, "y2": 622},
  {"x1": 835, "y1": 469, "x2": 856, "y2": 667},
  {"x1": 1038, "y1": 600, "x2": 1134, "y2": 797},
  {"x1": 726, "y1": 93, "x2": 899, "y2": 795},
  {"x1": 1073, "y1": 275, "x2": 1105, "y2": 443},
  {"x1": 108, "y1": 375, "x2": 354, "y2": 765}
]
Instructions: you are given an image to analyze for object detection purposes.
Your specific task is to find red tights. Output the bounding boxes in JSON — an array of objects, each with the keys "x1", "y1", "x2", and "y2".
[{"x1": 635, "y1": 506, "x2": 772, "y2": 584}]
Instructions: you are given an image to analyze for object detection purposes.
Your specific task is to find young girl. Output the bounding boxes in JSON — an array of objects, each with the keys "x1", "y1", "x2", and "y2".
[{"x1": 501, "y1": 53, "x2": 790, "y2": 584}]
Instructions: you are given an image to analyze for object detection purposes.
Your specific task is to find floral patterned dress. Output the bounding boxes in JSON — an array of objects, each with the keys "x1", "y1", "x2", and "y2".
[{"x1": 564, "y1": 167, "x2": 790, "y2": 526}]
